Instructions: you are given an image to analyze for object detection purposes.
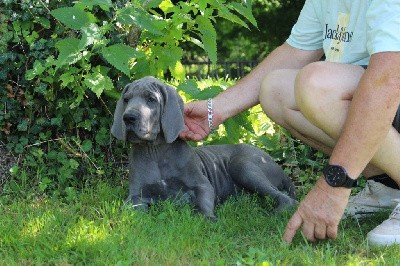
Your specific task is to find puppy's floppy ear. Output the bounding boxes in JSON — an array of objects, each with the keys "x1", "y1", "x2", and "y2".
[
  {"x1": 159, "y1": 83, "x2": 185, "y2": 143},
  {"x1": 111, "y1": 84, "x2": 130, "y2": 141}
]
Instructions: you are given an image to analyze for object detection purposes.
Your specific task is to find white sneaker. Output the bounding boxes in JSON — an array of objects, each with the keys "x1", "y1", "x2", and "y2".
[
  {"x1": 367, "y1": 199, "x2": 400, "y2": 246},
  {"x1": 343, "y1": 180, "x2": 400, "y2": 219}
]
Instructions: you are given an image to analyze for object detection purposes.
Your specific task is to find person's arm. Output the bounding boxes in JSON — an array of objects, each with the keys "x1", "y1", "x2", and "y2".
[
  {"x1": 213, "y1": 43, "x2": 323, "y2": 123},
  {"x1": 330, "y1": 52, "x2": 400, "y2": 177},
  {"x1": 283, "y1": 52, "x2": 400, "y2": 243},
  {"x1": 179, "y1": 43, "x2": 323, "y2": 141}
]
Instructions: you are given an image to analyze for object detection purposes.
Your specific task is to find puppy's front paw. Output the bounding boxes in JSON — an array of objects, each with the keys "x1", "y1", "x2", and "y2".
[
  {"x1": 125, "y1": 197, "x2": 149, "y2": 212},
  {"x1": 208, "y1": 215, "x2": 217, "y2": 223}
]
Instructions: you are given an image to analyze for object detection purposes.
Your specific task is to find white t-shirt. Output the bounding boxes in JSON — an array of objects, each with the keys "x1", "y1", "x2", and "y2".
[{"x1": 286, "y1": 0, "x2": 400, "y2": 65}]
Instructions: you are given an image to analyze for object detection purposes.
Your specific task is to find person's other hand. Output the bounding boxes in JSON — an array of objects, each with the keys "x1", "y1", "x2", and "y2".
[
  {"x1": 179, "y1": 100, "x2": 210, "y2": 141},
  {"x1": 283, "y1": 177, "x2": 351, "y2": 243}
]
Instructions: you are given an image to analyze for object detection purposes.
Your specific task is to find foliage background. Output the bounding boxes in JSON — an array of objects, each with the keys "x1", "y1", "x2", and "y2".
[{"x1": 214, "y1": 0, "x2": 304, "y2": 61}]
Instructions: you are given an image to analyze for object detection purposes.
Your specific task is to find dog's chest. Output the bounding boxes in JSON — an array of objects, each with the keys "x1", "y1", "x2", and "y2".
[
  {"x1": 157, "y1": 157, "x2": 180, "y2": 178},
  {"x1": 139, "y1": 157, "x2": 191, "y2": 200}
]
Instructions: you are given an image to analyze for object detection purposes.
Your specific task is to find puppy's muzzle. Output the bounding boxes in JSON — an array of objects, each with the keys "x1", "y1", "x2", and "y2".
[
  {"x1": 123, "y1": 112, "x2": 142, "y2": 140},
  {"x1": 123, "y1": 111, "x2": 156, "y2": 143},
  {"x1": 123, "y1": 112, "x2": 139, "y2": 127}
]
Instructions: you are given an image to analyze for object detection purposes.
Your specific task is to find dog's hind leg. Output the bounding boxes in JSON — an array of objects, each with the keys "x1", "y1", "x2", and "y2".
[{"x1": 229, "y1": 162, "x2": 297, "y2": 211}]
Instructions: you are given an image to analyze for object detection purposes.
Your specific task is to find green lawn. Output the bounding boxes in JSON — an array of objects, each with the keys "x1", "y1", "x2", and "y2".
[{"x1": 0, "y1": 181, "x2": 399, "y2": 265}]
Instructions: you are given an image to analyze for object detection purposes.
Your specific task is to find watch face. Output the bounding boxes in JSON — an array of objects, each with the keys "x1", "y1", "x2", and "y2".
[{"x1": 324, "y1": 165, "x2": 346, "y2": 187}]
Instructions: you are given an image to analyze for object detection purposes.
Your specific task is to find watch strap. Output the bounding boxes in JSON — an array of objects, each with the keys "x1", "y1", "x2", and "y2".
[{"x1": 343, "y1": 176, "x2": 358, "y2": 188}]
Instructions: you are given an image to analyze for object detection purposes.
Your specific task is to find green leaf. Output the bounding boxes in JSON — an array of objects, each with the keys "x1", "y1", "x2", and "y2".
[
  {"x1": 81, "y1": 139, "x2": 93, "y2": 152},
  {"x1": 188, "y1": 37, "x2": 203, "y2": 49},
  {"x1": 47, "y1": 150, "x2": 58, "y2": 160},
  {"x1": 197, "y1": 0, "x2": 209, "y2": 11},
  {"x1": 138, "y1": 0, "x2": 163, "y2": 8},
  {"x1": 101, "y1": 44, "x2": 143, "y2": 76},
  {"x1": 258, "y1": 135, "x2": 280, "y2": 151},
  {"x1": 34, "y1": 17, "x2": 51, "y2": 29},
  {"x1": 196, "y1": 16, "x2": 217, "y2": 64},
  {"x1": 177, "y1": 79, "x2": 201, "y2": 100},
  {"x1": 38, "y1": 177, "x2": 52, "y2": 191},
  {"x1": 195, "y1": 86, "x2": 223, "y2": 100},
  {"x1": 170, "y1": 61, "x2": 185, "y2": 81},
  {"x1": 224, "y1": 118, "x2": 241, "y2": 143},
  {"x1": 78, "y1": 0, "x2": 112, "y2": 10},
  {"x1": 59, "y1": 72, "x2": 76, "y2": 87},
  {"x1": 218, "y1": 8, "x2": 248, "y2": 29},
  {"x1": 17, "y1": 120, "x2": 28, "y2": 132},
  {"x1": 55, "y1": 38, "x2": 82, "y2": 66},
  {"x1": 84, "y1": 72, "x2": 113, "y2": 97},
  {"x1": 51, "y1": 7, "x2": 93, "y2": 30},
  {"x1": 152, "y1": 45, "x2": 183, "y2": 71},
  {"x1": 228, "y1": 2, "x2": 258, "y2": 28},
  {"x1": 232, "y1": 111, "x2": 253, "y2": 132},
  {"x1": 69, "y1": 159, "x2": 80, "y2": 170},
  {"x1": 117, "y1": 6, "x2": 165, "y2": 35},
  {"x1": 51, "y1": 117, "x2": 63, "y2": 127},
  {"x1": 79, "y1": 23, "x2": 102, "y2": 48},
  {"x1": 25, "y1": 60, "x2": 45, "y2": 80},
  {"x1": 159, "y1": 0, "x2": 174, "y2": 14},
  {"x1": 131, "y1": 59, "x2": 152, "y2": 77},
  {"x1": 95, "y1": 127, "x2": 109, "y2": 146}
]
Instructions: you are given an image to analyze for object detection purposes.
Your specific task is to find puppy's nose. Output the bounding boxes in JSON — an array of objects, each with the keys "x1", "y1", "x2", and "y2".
[{"x1": 123, "y1": 113, "x2": 138, "y2": 125}]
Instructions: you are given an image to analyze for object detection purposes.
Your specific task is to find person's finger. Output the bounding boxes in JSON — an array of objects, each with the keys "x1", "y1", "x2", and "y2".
[
  {"x1": 183, "y1": 102, "x2": 194, "y2": 113},
  {"x1": 314, "y1": 224, "x2": 327, "y2": 240},
  {"x1": 283, "y1": 212, "x2": 303, "y2": 243},
  {"x1": 326, "y1": 225, "x2": 338, "y2": 240},
  {"x1": 180, "y1": 131, "x2": 201, "y2": 142},
  {"x1": 179, "y1": 126, "x2": 189, "y2": 138},
  {"x1": 191, "y1": 133, "x2": 205, "y2": 142},
  {"x1": 302, "y1": 221, "x2": 316, "y2": 242}
]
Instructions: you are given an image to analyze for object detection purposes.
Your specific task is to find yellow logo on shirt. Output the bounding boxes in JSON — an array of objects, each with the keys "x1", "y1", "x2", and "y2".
[{"x1": 325, "y1": 13, "x2": 353, "y2": 62}]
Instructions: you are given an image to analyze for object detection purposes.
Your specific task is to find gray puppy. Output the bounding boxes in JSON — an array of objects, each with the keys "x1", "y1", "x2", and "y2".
[{"x1": 111, "y1": 76, "x2": 296, "y2": 221}]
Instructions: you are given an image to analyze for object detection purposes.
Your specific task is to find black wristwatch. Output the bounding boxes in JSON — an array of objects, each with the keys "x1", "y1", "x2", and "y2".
[{"x1": 323, "y1": 164, "x2": 357, "y2": 188}]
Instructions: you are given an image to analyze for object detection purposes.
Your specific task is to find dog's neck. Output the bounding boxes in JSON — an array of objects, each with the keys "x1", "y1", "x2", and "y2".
[{"x1": 132, "y1": 138, "x2": 188, "y2": 161}]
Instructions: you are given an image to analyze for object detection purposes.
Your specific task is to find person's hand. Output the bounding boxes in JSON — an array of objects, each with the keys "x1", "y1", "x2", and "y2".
[
  {"x1": 283, "y1": 177, "x2": 351, "y2": 243},
  {"x1": 179, "y1": 100, "x2": 211, "y2": 141}
]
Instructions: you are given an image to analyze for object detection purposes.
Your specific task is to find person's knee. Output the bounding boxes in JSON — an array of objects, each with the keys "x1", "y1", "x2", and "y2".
[{"x1": 294, "y1": 62, "x2": 330, "y2": 123}]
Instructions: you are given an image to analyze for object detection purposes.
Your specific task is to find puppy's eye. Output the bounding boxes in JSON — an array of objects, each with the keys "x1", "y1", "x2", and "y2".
[
  {"x1": 123, "y1": 97, "x2": 129, "y2": 103},
  {"x1": 147, "y1": 96, "x2": 157, "y2": 103}
]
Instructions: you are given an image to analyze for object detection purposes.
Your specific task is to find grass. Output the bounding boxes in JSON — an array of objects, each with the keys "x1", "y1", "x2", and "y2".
[{"x1": 1, "y1": 180, "x2": 400, "y2": 265}]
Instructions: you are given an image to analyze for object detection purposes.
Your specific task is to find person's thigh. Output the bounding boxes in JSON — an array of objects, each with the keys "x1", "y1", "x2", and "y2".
[
  {"x1": 260, "y1": 68, "x2": 338, "y2": 152},
  {"x1": 259, "y1": 69, "x2": 299, "y2": 127},
  {"x1": 294, "y1": 61, "x2": 365, "y2": 139}
]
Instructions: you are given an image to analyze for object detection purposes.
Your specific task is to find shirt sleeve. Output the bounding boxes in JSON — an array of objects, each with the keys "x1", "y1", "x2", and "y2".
[
  {"x1": 367, "y1": 0, "x2": 400, "y2": 54},
  {"x1": 286, "y1": 0, "x2": 324, "y2": 50}
]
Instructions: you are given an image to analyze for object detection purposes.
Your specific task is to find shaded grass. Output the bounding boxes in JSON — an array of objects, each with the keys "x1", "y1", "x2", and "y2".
[{"x1": 0, "y1": 181, "x2": 399, "y2": 265}]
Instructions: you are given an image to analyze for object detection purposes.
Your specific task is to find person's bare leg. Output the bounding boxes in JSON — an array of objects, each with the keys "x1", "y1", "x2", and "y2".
[
  {"x1": 259, "y1": 63, "x2": 400, "y2": 182},
  {"x1": 294, "y1": 61, "x2": 400, "y2": 184},
  {"x1": 260, "y1": 69, "x2": 336, "y2": 155}
]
